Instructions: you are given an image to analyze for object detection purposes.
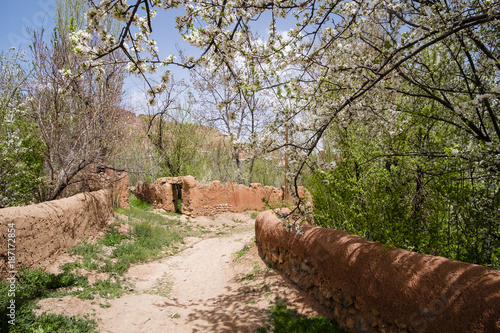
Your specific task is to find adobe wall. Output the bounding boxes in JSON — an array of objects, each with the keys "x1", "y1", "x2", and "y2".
[
  {"x1": 133, "y1": 176, "x2": 305, "y2": 216},
  {"x1": 0, "y1": 190, "x2": 114, "y2": 279},
  {"x1": 60, "y1": 165, "x2": 130, "y2": 209},
  {"x1": 181, "y1": 177, "x2": 285, "y2": 216},
  {"x1": 255, "y1": 210, "x2": 500, "y2": 333}
]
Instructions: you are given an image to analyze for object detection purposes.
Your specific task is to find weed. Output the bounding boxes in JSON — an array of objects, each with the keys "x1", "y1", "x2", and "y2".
[
  {"x1": 100, "y1": 258, "x2": 130, "y2": 275},
  {"x1": 115, "y1": 206, "x2": 170, "y2": 225},
  {"x1": 81, "y1": 258, "x2": 100, "y2": 271},
  {"x1": 129, "y1": 194, "x2": 153, "y2": 210},
  {"x1": 234, "y1": 244, "x2": 251, "y2": 262},
  {"x1": 245, "y1": 263, "x2": 263, "y2": 281},
  {"x1": 256, "y1": 302, "x2": 344, "y2": 333},
  {"x1": 99, "y1": 232, "x2": 130, "y2": 247},
  {"x1": 9, "y1": 306, "x2": 97, "y2": 333},
  {"x1": 69, "y1": 240, "x2": 104, "y2": 259},
  {"x1": 108, "y1": 221, "x2": 182, "y2": 272},
  {"x1": 92, "y1": 279, "x2": 124, "y2": 299},
  {"x1": 0, "y1": 267, "x2": 94, "y2": 332},
  {"x1": 100, "y1": 302, "x2": 111, "y2": 308},
  {"x1": 163, "y1": 211, "x2": 182, "y2": 217},
  {"x1": 250, "y1": 211, "x2": 260, "y2": 219}
]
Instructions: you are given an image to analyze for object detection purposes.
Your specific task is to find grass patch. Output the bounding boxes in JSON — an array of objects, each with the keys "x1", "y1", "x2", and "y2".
[
  {"x1": 115, "y1": 206, "x2": 177, "y2": 226},
  {"x1": 69, "y1": 240, "x2": 104, "y2": 259},
  {"x1": 0, "y1": 194, "x2": 187, "y2": 332},
  {"x1": 250, "y1": 211, "x2": 260, "y2": 219},
  {"x1": 234, "y1": 244, "x2": 252, "y2": 262},
  {"x1": 257, "y1": 302, "x2": 344, "y2": 333},
  {"x1": 163, "y1": 211, "x2": 182, "y2": 217},
  {"x1": 103, "y1": 221, "x2": 182, "y2": 274},
  {"x1": 99, "y1": 232, "x2": 130, "y2": 247},
  {"x1": 9, "y1": 307, "x2": 97, "y2": 333},
  {"x1": 0, "y1": 267, "x2": 96, "y2": 332},
  {"x1": 129, "y1": 194, "x2": 153, "y2": 210}
]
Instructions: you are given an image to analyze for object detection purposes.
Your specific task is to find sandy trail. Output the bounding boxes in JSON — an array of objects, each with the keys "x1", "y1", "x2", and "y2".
[{"x1": 36, "y1": 213, "x2": 329, "y2": 332}]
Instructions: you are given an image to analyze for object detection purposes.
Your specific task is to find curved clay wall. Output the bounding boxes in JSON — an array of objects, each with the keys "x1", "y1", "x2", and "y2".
[
  {"x1": 0, "y1": 190, "x2": 114, "y2": 279},
  {"x1": 255, "y1": 210, "x2": 500, "y2": 333}
]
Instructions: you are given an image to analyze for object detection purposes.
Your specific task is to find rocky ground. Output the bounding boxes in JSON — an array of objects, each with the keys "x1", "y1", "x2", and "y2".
[{"x1": 35, "y1": 211, "x2": 330, "y2": 332}]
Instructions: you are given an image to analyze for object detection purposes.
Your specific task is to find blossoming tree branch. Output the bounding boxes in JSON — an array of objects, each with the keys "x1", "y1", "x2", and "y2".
[{"x1": 74, "y1": 0, "x2": 499, "y2": 201}]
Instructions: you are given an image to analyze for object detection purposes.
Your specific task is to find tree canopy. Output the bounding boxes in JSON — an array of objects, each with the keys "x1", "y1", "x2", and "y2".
[{"x1": 76, "y1": 0, "x2": 499, "y2": 183}]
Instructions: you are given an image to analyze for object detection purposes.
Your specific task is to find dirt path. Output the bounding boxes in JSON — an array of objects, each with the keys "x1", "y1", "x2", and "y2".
[{"x1": 36, "y1": 213, "x2": 329, "y2": 332}]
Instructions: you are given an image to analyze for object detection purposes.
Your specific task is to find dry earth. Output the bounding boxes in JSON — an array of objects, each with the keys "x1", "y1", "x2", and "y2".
[{"x1": 35, "y1": 212, "x2": 330, "y2": 333}]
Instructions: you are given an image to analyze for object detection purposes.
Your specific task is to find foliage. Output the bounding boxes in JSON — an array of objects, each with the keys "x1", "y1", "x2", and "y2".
[
  {"x1": 69, "y1": 239, "x2": 104, "y2": 258},
  {"x1": 129, "y1": 194, "x2": 154, "y2": 211},
  {"x1": 7, "y1": 307, "x2": 97, "y2": 333},
  {"x1": 307, "y1": 105, "x2": 500, "y2": 268},
  {"x1": 80, "y1": 0, "x2": 499, "y2": 186},
  {"x1": 0, "y1": 267, "x2": 95, "y2": 333},
  {"x1": 100, "y1": 231, "x2": 130, "y2": 247},
  {"x1": 0, "y1": 49, "x2": 45, "y2": 207},
  {"x1": 257, "y1": 301, "x2": 344, "y2": 333},
  {"x1": 63, "y1": 0, "x2": 500, "y2": 269},
  {"x1": 233, "y1": 243, "x2": 252, "y2": 262}
]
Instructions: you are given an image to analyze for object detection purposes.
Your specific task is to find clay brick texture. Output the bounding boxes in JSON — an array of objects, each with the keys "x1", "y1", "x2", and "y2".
[
  {"x1": 0, "y1": 190, "x2": 114, "y2": 279},
  {"x1": 255, "y1": 209, "x2": 500, "y2": 333},
  {"x1": 133, "y1": 176, "x2": 308, "y2": 217}
]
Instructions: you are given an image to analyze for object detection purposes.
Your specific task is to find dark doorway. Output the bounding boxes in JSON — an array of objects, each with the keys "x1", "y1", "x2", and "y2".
[{"x1": 172, "y1": 184, "x2": 183, "y2": 213}]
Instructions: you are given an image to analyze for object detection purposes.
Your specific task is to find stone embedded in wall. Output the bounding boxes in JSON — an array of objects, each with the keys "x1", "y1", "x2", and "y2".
[
  {"x1": 0, "y1": 190, "x2": 114, "y2": 280},
  {"x1": 255, "y1": 209, "x2": 500, "y2": 333},
  {"x1": 132, "y1": 175, "x2": 309, "y2": 217}
]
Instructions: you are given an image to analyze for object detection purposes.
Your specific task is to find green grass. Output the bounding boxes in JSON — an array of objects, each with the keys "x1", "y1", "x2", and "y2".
[
  {"x1": 0, "y1": 267, "x2": 96, "y2": 333},
  {"x1": 257, "y1": 302, "x2": 344, "y2": 333},
  {"x1": 110, "y1": 221, "x2": 182, "y2": 266},
  {"x1": 69, "y1": 239, "x2": 104, "y2": 258},
  {"x1": 99, "y1": 231, "x2": 130, "y2": 247},
  {"x1": 0, "y1": 195, "x2": 187, "y2": 332},
  {"x1": 129, "y1": 195, "x2": 153, "y2": 210},
  {"x1": 234, "y1": 244, "x2": 251, "y2": 262},
  {"x1": 9, "y1": 308, "x2": 97, "y2": 333},
  {"x1": 115, "y1": 206, "x2": 174, "y2": 225}
]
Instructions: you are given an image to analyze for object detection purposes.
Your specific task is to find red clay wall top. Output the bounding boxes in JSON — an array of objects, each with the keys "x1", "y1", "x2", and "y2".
[{"x1": 255, "y1": 210, "x2": 500, "y2": 332}]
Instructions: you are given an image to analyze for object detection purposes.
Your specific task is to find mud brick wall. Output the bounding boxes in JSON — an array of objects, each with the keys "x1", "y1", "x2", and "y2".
[
  {"x1": 134, "y1": 178, "x2": 177, "y2": 212},
  {"x1": 133, "y1": 176, "x2": 305, "y2": 217},
  {"x1": 255, "y1": 210, "x2": 500, "y2": 333},
  {"x1": 182, "y1": 178, "x2": 285, "y2": 216},
  {"x1": 0, "y1": 190, "x2": 114, "y2": 279}
]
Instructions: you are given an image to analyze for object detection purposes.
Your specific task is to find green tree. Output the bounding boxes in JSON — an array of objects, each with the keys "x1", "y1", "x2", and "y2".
[{"x1": 0, "y1": 49, "x2": 45, "y2": 207}]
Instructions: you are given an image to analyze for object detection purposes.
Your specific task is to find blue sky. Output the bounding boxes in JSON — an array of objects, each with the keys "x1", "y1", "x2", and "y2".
[
  {"x1": 0, "y1": 1, "x2": 198, "y2": 112},
  {"x1": 0, "y1": 1, "x2": 291, "y2": 113},
  {"x1": 0, "y1": 0, "x2": 57, "y2": 51}
]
